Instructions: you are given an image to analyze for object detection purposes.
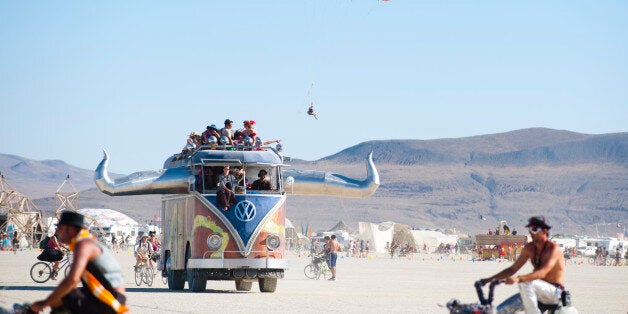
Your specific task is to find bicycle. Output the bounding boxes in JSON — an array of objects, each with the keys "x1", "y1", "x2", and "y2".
[
  {"x1": 444, "y1": 280, "x2": 578, "y2": 314},
  {"x1": 135, "y1": 262, "x2": 155, "y2": 287},
  {"x1": 30, "y1": 252, "x2": 72, "y2": 283},
  {"x1": 303, "y1": 254, "x2": 332, "y2": 280},
  {"x1": 150, "y1": 251, "x2": 168, "y2": 285}
]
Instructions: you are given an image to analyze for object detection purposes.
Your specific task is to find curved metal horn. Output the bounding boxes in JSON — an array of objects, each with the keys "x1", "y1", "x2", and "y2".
[
  {"x1": 282, "y1": 152, "x2": 379, "y2": 198},
  {"x1": 94, "y1": 150, "x2": 193, "y2": 196}
]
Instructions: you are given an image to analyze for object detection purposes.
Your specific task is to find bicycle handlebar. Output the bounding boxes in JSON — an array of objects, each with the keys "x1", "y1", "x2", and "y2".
[{"x1": 474, "y1": 280, "x2": 505, "y2": 305}]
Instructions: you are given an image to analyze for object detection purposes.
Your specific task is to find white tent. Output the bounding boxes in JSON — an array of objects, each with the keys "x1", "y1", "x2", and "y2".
[
  {"x1": 358, "y1": 221, "x2": 394, "y2": 253},
  {"x1": 79, "y1": 208, "x2": 138, "y2": 227},
  {"x1": 410, "y1": 230, "x2": 458, "y2": 252}
]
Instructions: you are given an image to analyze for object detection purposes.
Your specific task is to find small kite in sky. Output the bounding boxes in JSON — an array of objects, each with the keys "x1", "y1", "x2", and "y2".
[{"x1": 307, "y1": 102, "x2": 318, "y2": 120}]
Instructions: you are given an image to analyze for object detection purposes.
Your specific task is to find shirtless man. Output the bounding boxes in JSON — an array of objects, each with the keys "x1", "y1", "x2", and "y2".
[
  {"x1": 480, "y1": 216, "x2": 566, "y2": 313},
  {"x1": 328, "y1": 235, "x2": 341, "y2": 281}
]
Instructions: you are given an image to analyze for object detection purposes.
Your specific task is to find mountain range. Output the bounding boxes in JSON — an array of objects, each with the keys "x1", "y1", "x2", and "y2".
[{"x1": 1, "y1": 128, "x2": 626, "y2": 236}]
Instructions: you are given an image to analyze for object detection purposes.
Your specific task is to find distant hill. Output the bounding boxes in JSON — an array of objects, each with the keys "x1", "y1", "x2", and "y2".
[
  {"x1": 1, "y1": 128, "x2": 626, "y2": 236},
  {"x1": 0, "y1": 154, "x2": 96, "y2": 198},
  {"x1": 323, "y1": 128, "x2": 627, "y2": 166}
]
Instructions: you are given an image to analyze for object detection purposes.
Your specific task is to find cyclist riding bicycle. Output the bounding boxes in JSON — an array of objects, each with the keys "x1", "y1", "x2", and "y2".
[
  {"x1": 134, "y1": 235, "x2": 154, "y2": 270},
  {"x1": 36, "y1": 228, "x2": 66, "y2": 279},
  {"x1": 479, "y1": 216, "x2": 573, "y2": 313}
]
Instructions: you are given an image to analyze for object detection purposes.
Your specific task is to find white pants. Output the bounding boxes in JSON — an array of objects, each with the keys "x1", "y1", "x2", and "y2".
[
  {"x1": 497, "y1": 280, "x2": 562, "y2": 314},
  {"x1": 519, "y1": 280, "x2": 561, "y2": 314}
]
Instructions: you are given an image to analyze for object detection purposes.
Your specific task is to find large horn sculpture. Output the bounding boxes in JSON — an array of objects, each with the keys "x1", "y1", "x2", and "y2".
[
  {"x1": 95, "y1": 150, "x2": 379, "y2": 197},
  {"x1": 282, "y1": 152, "x2": 379, "y2": 198},
  {"x1": 94, "y1": 150, "x2": 193, "y2": 196}
]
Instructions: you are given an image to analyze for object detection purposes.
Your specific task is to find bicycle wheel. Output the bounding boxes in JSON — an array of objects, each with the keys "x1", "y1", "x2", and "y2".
[
  {"x1": 304, "y1": 264, "x2": 317, "y2": 279},
  {"x1": 30, "y1": 262, "x2": 52, "y2": 283},
  {"x1": 135, "y1": 268, "x2": 142, "y2": 286},
  {"x1": 64, "y1": 262, "x2": 71, "y2": 277},
  {"x1": 320, "y1": 264, "x2": 333, "y2": 280},
  {"x1": 144, "y1": 268, "x2": 154, "y2": 286}
]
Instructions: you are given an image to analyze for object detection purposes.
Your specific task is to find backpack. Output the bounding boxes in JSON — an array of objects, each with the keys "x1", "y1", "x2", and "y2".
[{"x1": 39, "y1": 235, "x2": 50, "y2": 249}]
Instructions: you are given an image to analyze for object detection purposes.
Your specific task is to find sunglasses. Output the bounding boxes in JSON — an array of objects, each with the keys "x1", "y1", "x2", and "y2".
[{"x1": 528, "y1": 227, "x2": 542, "y2": 234}]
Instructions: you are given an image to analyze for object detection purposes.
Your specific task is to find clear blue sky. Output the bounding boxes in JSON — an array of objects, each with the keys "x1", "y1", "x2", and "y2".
[{"x1": 1, "y1": 1, "x2": 626, "y2": 174}]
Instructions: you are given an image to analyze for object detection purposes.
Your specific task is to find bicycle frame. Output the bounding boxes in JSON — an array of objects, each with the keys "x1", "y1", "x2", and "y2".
[
  {"x1": 135, "y1": 262, "x2": 155, "y2": 287},
  {"x1": 30, "y1": 252, "x2": 73, "y2": 283}
]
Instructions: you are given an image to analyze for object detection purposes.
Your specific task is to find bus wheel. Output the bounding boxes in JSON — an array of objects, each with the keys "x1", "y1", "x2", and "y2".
[
  {"x1": 235, "y1": 280, "x2": 252, "y2": 291},
  {"x1": 258, "y1": 277, "x2": 277, "y2": 293},
  {"x1": 187, "y1": 268, "x2": 206, "y2": 292},
  {"x1": 168, "y1": 270, "x2": 185, "y2": 290}
]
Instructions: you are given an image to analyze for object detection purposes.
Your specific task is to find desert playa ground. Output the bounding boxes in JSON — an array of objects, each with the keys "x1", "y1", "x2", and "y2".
[{"x1": 0, "y1": 250, "x2": 626, "y2": 313}]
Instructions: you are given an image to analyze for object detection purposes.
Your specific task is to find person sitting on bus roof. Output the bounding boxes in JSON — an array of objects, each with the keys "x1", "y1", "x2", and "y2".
[
  {"x1": 175, "y1": 131, "x2": 201, "y2": 161},
  {"x1": 235, "y1": 120, "x2": 257, "y2": 144},
  {"x1": 251, "y1": 169, "x2": 272, "y2": 190},
  {"x1": 220, "y1": 119, "x2": 235, "y2": 145},
  {"x1": 202, "y1": 124, "x2": 221, "y2": 145}
]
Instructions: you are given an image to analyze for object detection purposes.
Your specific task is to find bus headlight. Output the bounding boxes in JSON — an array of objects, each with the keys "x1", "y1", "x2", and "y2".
[
  {"x1": 206, "y1": 233, "x2": 223, "y2": 250},
  {"x1": 265, "y1": 234, "x2": 281, "y2": 250}
]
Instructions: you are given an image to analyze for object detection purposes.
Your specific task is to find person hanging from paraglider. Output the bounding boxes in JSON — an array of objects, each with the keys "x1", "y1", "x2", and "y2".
[{"x1": 307, "y1": 102, "x2": 318, "y2": 120}]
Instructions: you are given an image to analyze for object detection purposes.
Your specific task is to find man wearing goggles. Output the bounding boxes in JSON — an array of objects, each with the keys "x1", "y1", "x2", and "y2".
[{"x1": 480, "y1": 216, "x2": 568, "y2": 313}]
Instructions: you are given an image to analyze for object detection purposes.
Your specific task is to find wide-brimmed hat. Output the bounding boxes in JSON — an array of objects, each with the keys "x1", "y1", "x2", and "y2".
[
  {"x1": 58, "y1": 211, "x2": 85, "y2": 229},
  {"x1": 525, "y1": 216, "x2": 551, "y2": 229}
]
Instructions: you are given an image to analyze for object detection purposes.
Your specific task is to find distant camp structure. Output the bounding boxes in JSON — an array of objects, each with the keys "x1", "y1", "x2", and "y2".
[
  {"x1": 328, "y1": 220, "x2": 354, "y2": 234},
  {"x1": 0, "y1": 172, "x2": 45, "y2": 249},
  {"x1": 54, "y1": 175, "x2": 79, "y2": 218},
  {"x1": 475, "y1": 220, "x2": 528, "y2": 260}
]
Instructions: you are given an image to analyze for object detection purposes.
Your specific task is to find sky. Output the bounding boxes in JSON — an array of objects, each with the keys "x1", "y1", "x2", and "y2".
[{"x1": 1, "y1": 1, "x2": 626, "y2": 174}]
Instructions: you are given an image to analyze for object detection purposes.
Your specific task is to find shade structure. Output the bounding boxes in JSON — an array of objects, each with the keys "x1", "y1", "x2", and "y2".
[{"x1": 78, "y1": 208, "x2": 138, "y2": 228}]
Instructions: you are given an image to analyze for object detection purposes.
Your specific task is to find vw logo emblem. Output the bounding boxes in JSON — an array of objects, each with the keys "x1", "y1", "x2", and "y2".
[{"x1": 234, "y1": 200, "x2": 256, "y2": 222}]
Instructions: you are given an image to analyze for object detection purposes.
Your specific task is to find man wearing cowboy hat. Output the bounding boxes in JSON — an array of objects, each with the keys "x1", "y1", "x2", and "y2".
[
  {"x1": 480, "y1": 216, "x2": 568, "y2": 313},
  {"x1": 30, "y1": 211, "x2": 127, "y2": 313}
]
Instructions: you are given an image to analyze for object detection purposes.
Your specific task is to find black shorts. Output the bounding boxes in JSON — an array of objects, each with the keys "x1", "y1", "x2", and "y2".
[{"x1": 52, "y1": 287, "x2": 126, "y2": 314}]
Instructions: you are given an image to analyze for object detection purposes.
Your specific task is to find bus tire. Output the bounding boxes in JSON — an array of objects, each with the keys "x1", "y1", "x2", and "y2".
[
  {"x1": 235, "y1": 279, "x2": 253, "y2": 291},
  {"x1": 258, "y1": 277, "x2": 277, "y2": 293},
  {"x1": 187, "y1": 268, "x2": 206, "y2": 292},
  {"x1": 168, "y1": 269, "x2": 185, "y2": 290}
]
